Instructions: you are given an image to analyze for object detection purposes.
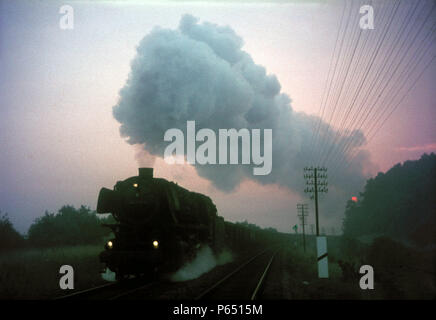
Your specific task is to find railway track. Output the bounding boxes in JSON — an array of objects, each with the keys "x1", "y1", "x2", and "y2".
[
  {"x1": 195, "y1": 247, "x2": 278, "y2": 300},
  {"x1": 54, "y1": 278, "x2": 156, "y2": 300},
  {"x1": 54, "y1": 247, "x2": 279, "y2": 300}
]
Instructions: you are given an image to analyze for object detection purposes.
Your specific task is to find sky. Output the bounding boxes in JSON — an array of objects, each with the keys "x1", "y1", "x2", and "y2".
[{"x1": 0, "y1": 0, "x2": 435, "y2": 234}]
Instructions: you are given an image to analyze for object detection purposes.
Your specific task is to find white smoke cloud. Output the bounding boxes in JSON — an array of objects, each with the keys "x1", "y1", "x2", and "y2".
[
  {"x1": 113, "y1": 14, "x2": 373, "y2": 220},
  {"x1": 101, "y1": 268, "x2": 116, "y2": 282},
  {"x1": 170, "y1": 246, "x2": 233, "y2": 282}
]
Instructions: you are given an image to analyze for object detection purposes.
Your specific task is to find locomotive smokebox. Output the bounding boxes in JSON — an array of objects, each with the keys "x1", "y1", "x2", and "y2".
[
  {"x1": 139, "y1": 167, "x2": 153, "y2": 179},
  {"x1": 96, "y1": 187, "x2": 120, "y2": 213}
]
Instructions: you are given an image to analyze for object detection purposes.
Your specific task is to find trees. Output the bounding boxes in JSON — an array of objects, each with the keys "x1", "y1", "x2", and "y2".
[
  {"x1": 28, "y1": 205, "x2": 112, "y2": 247},
  {"x1": 0, "y1": 212, "x2": 24, "y2": 251},
  {"x1": 342, "y1": 153, "x2": 436, "y2": 247}
]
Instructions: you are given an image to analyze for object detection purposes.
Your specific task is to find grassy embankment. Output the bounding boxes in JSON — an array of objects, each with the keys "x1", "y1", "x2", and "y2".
[
  {"x1": 278, "y1": 235, "x2": 435, "y2": 299},
  {"x1": 1, "y1": 236, "x2": 434, "y2": 300},
  {"x1": 0, "y1": 245, "x2": 107, "y2": 299}
]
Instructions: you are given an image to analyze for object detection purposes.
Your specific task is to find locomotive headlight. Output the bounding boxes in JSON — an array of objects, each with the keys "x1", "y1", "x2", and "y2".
[
  {"x1": 152, "y1": 240, "x2": 159, "y2": 249},
  {"x1": 133, "y1": 183, "x2": 138, "y2": 188},
  {"x1": 107, "y1": 241, "x2": 113, "y2": 249}
]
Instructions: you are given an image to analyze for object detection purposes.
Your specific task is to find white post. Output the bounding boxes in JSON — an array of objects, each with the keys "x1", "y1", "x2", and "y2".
[{"x1": 316, "y1": 236, "x2": 329, "y2": 278}]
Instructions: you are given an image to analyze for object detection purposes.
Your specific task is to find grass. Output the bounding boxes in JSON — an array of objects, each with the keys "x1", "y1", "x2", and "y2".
[
  {"x1": 280, "y1": 235, "x2": 436, "y2": 299},
  {"x1": 0, "y1": 245, "x2": 107, "y2": 299},
  {"x1": 1, "y1": 236, "x2": 434, "y2": 300},
  {"x1": 280, "y1": 239, "x2": 366, "y2": 299}
]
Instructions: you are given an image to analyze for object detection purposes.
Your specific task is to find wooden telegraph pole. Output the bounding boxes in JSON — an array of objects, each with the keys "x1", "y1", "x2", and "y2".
[
  {"x1": 303, "y1": 166, "x2": 329, "y2": 278},
  {"x1": 303, "y1": 166, "x2": 328, "y2": 235},
  {"x1": 297, "y1": 204, "x2": 308, "y2": 252},
  {"x1": 314, "y1": 168, "x2": 319, "y2": 235}
]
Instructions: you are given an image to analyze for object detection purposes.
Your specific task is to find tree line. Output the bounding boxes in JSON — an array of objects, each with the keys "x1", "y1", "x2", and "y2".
[
  {"x1": 2, "y1": 153, "x2": 434, "y2": 251},
  {"x1": 342, "y1": 153, "x2": 436, "y2": 247},
  {"x1": 0, "y1": 205, "x2": 114, "y2": 251}
]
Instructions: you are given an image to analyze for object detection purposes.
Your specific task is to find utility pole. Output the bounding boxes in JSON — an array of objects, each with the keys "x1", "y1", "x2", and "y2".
[
  {"x1": 314, "y1": 168, "x2": 319, "y2": 235},
  {"x1": 297, "y1": 204, "x2": 308, "y2": 252},
  {"x1": 304, "y1": 166, "x2": 329, "y2": 278},
  {"x1": 303, "y1": 166, "x2": 328, "y2": 235}
]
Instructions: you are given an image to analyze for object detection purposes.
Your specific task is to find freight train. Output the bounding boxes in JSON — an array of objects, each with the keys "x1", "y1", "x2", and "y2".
[{"x1": 96, "y1": 168, "x2": 283, "y2": 280}]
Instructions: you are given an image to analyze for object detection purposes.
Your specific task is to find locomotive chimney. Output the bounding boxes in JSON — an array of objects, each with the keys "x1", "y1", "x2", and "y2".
[{"x1": 138, "y1": 167, "x2": 153, "y2": 179}]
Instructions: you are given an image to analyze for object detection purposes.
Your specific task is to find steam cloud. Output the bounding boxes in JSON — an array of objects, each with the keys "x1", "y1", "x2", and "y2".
[
  {"x1": 101, "y1": 268, "x2": 116, "y2": 282},
  {"x1": 113, "y1": 15, "x2": 373, "y2": 220},
  {"x1": 170, "y1": 246, "x2": 233, "y2": 282}
]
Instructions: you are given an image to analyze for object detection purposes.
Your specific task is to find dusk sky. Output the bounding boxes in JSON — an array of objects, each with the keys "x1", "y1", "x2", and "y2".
[{"x1": 1, "y1": 0, "x2": 435, "y2": 234}]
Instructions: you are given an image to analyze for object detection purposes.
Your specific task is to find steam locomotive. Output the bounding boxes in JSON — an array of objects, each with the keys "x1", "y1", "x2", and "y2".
[
  {"x1": 97, "y1": 168, "x2": 227, "y2": 280},
  {"x1": 97, "y1": 168, "x2": 285, "y2": 280}
]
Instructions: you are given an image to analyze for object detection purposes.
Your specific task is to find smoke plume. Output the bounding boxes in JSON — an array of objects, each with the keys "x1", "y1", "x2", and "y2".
[
  {"x1": 101, "y1": 268, "x2": 116, "y2": 282},
  {"x1": 170, "y1": 246, "x2": 233, "y2": 282},
  {"x1": 113, "y1": 15, "x2": 373, "y2": 221}
]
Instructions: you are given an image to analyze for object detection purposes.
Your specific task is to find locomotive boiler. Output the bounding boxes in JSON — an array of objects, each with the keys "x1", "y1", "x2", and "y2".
[{"x1": 96, "y1": 168, "x2": 225, "y2": 280}]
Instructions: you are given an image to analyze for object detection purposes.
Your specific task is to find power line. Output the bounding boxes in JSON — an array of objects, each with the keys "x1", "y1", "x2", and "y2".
[
  {"x1": 312, "y1": 0, "x2": 356, "y2": 162},
  {"x1": 317, "y1": 3, "x2": 363, "y2": 160},
  {"x1": 342, "y1": 41, "x2": 436, "y2": 171},
  {"x1": 322, "y1": 0, "x2": 412, "y2": 168},
  {"x1": 337, "y1": 7, "x2": 436, "y2": 171},
  {"x1": 310, "y1": 0, "x2": 348, "y2": 158},
  {"x1": 328, "y1": 1, "x2": 435, "y2": 174},
  {"x1": 340, "y1": 1, "x2": 433, "y2": 157},
  {"x1": 320, "y1": 0, "x2": 402, "y2": 167}
]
